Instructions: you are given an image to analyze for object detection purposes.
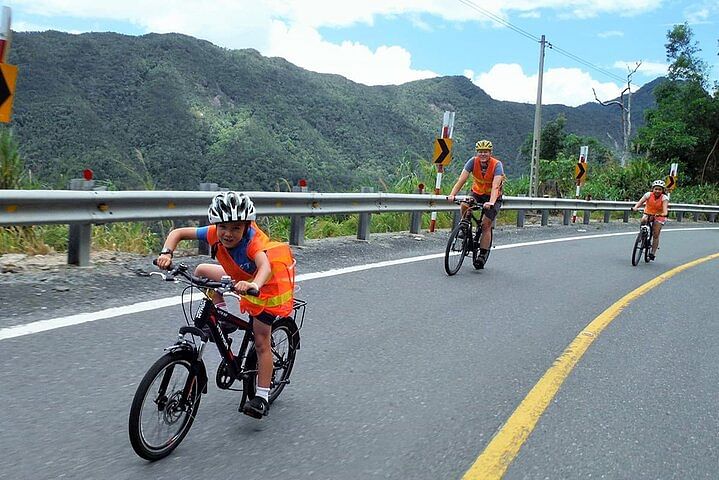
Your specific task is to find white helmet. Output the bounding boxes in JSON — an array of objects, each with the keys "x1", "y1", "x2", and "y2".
[
  {"x1": 651, "y1": 179, "x2": 666, "y2": 190},
  {"x1": 207, "y1": 191, "x2": 256, "y2": 224}
]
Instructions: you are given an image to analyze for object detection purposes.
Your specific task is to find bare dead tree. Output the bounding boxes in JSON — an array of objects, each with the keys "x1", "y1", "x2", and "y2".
[
  {"x1": 593, "y1": 61, "x2": 642, "y2": 167},
  {"x1": 700, "y1": 134, "x2": 719, "y2": 183}
]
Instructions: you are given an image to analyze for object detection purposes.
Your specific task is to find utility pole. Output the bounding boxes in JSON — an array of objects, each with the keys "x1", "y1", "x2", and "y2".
[{"x1": 528, "y1": 35, "x2": 547, "y2": 197}]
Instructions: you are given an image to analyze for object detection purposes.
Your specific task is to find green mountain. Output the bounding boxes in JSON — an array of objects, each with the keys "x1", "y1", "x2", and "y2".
[{"x1": 9, "y1": 31, "x2": 661, "y2": 191}]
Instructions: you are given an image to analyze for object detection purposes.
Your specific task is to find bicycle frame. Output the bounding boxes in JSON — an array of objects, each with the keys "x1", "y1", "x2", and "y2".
[{"x1": 460, "y1": 202, "x2": 487, "y2": 252}]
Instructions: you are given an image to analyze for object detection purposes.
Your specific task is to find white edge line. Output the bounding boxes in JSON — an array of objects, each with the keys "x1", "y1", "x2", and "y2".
[{"x1": 2, "y1": 227, "x2": 717, "y2": 341}]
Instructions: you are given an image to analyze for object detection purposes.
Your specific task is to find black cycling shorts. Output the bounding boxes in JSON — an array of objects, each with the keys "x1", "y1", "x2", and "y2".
[
  {"x1": 469, "y1": 192, "x2": 502, "y2": 221},
  {"x1": 251, "y1": 311, "x2": 277, "y2": 326}
]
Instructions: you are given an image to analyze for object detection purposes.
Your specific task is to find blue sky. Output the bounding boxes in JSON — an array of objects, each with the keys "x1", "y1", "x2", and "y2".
[{"x1": 7, "y1": 0, "x2": 719, "y2": 106}]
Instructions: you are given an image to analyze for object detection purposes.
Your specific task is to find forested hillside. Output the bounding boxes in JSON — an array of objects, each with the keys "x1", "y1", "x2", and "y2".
[{"x1": 9, "y1": 31, "x2": 660, "y2": 191}]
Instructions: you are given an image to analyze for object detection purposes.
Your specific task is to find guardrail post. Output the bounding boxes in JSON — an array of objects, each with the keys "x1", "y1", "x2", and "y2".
[
  {"x1": 603, "y1": 211, "x2": 611, "y2": 223},
  {"x1": 198, "y1": 183, "x2": 219, "y2": 255},
  {"x1": 623, "y1": 210, "x2": 630, "y2": 223},
  {"x1": 452, "y1": 210, "x2": 461, "y2": 230},
  {"x1": 676, "y1": 211, "x2": 683, "y2": 222},
  {"x1": 409, "y1": 185, "x2": 424, "y2": 234},
  {"x1": 563, "y1": 210, "x2": 571, "y2": 225},
  {"x1": 516, "y1": 209, "x2": 525, "y2": 228},
  {"x1": 68, "y1": 223, "x2": 92, "y2": 267},
  {"x1": 67, "y1": 178, "x2": 95, "y2": 267},
  {"x1": 710, "y1": 213, "x2": 717, "y2": 223},
  {"x1": 289, "y1": 185, "x2": 306, "y2": 246},
  {"x1": 357, "y1": 187, "x2": 373, "y2": 241},
  {"x1": 693, "y1": 212, "x2": 700, "y2": 222},
  {"x1": 583, "y1": 210, "x2": 591, "y2": 225},
  {"x1": 541, "y1": 209, "x2": 548, "y2": 226}
]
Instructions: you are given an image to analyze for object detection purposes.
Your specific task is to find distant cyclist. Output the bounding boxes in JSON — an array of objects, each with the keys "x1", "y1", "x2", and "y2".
[
  {"x1": 447, "y1": 139, "x2": 505, "y2": 268},
  {"x1": 631, "y1": 180, "x2": 669, "y2": 261}
]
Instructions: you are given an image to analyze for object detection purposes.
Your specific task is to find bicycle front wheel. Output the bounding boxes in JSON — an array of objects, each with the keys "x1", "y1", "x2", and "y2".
[
  {"x1": 244, "y1": 318, "x2": 298, "y2": 404},
  {"x1": 444, "y1": 223, "x2": 470, "y2": 276},
  {"x1": 129, "y1": 352, "x2": 202, "y2": 461},
  {"x1": 631, "y1": 231, "x2": 644, "y2": 266}
]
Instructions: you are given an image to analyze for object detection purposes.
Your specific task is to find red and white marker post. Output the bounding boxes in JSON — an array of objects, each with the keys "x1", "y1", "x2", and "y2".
[
  {"x1": 571, "y1": 145, "x2": 589, "y2": 223},
  {"x1": 429, "y1": 111, "x2": 454, "y2": 232}
]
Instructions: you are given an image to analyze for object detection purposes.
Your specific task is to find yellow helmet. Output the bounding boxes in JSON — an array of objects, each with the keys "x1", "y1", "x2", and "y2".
[{"x1": 475, "y1": 139, "x2": 493, "y2": 151}]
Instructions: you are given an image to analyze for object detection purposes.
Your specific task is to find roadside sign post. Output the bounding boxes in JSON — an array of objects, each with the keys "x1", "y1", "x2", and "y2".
[
  {"x1": 666, "y1": 162, "x2": 678, "y2": 199},
  {"x1": 429, "y1": 111, "x2": 454, "y2": 232},
  {"x1": 572, "y1": 146, "x2": 588, "y2": 223}
]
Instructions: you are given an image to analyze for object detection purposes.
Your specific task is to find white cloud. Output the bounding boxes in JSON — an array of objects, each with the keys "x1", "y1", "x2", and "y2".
[
  {"x1": 613, "y1": 60, "x2": 667, "y2": 77},
  {"x1": 12, "y1": 0, "x2": 664, "y2": 32},
  {"x1": 466, "y1": 63, "x2": 623, "y2": 106},
  {"x1": 684, "y1": 2, "x2": 719, "y2": 24},
  {"x1": 598, "y1": 30, "x2": 624, "y2": 38},
  {"x1": 267, "y1": 21, "x2": 437, "y2": 85},
  {"x1": 10, "y1": 0, "x2": 667, "y2": 94}
]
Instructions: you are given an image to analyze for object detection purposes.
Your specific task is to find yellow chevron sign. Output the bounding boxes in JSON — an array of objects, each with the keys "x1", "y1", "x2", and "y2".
[
  {"x1": 433, "y1": 138, "x2": 453, "y2": 166},
  {"x1": 0, "y1": 63, "x2": 17, "y2": 123}
]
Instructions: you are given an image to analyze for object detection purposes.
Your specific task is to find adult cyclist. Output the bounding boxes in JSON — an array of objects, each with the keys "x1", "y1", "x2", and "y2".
[
  {"x1": 631, "y1": 180, "x2": 669, "y2": 261},
  {"x1": 447, "y1": 139, "x2": 505, "y2": 268}
]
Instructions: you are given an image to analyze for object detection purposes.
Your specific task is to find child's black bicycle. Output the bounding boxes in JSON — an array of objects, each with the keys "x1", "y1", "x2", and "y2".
[
  {"x1": 128, "y1": 262, "x2": 306, "y2": 461},
  {"x1": 631, "y1": 212, "x2": 656, "y2": 266},
  {"x1": 444, "y1": 197, "x2": 493, "y2": 275}
]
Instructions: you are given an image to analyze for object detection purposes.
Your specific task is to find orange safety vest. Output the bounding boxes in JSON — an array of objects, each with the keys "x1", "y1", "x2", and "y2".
[
  {"x1": 471, "y1": 156, "x2": 502, "y2": 196},
  {"x1": 645, "y1": 192, "x2": 666, "y2": 216},
  {"x1": 206, "y1": 223, "x2": 295, "y2": 317}
]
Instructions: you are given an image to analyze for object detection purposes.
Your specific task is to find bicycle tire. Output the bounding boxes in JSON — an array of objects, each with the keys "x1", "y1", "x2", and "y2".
[
  {"x1": 631, "y1": 231, "x2": 644, "y2": 266},
  {"x1": 129, "y1": 351, "x2": 202, "y2": 461},
  {"x1": 243, "y1": 317, "x2": 298, "y2": 404},
  {"x1": 444, "y1": 222, "x2": 470, "y2": 276}
]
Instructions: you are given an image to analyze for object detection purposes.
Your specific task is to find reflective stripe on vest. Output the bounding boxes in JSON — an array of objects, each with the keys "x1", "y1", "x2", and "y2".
[
  {"x1": 242, "y1": 288, "x2": 293, "y2": 308},
  {"x1": 471, "y1": 156, "x2": 498, "y2": 195}
]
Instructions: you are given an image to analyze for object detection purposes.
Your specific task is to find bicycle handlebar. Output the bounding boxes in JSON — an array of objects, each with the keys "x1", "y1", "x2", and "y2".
[
  {"x1": 450, "y1": 196, "x2": 481, "y2": 207},
  {"x1": 151, "y1": 260, "x2": 260, "y2": 296}
]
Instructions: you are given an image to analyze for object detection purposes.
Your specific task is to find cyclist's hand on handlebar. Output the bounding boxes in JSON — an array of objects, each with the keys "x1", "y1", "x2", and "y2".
[
  {"x1": 234, "y1": 280, "x2": 259, "y2": 296},
  {"x1": 483, "y1": 201, "x2": 494, "y2": 210},
  {"x1": 154, "y1": 256, "x2": 173, "y2": 270},
  {"x1": 448, "y1": 194, "x2": 456, "y2": 202}
]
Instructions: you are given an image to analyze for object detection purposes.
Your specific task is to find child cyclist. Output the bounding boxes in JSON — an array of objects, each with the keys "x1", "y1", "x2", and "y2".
[
  {"x1": 156, "y1": 191, "x2": 295, "y2": 419},
  {"x1": 631, "y1": 179, "x2": 669, "y2": 261}
]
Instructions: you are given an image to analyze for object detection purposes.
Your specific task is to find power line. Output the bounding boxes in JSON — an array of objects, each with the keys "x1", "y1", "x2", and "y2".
[
  {"x1": 457, "y1": 0, "x2": 636, "y2": 86},
  {"x1": 456, "y1": 0, "x2": 539, "y2": 43}
]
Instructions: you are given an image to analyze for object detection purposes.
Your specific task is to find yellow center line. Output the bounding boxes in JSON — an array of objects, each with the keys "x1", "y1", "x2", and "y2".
[{"x1": 462, "y1": 251, "x2": 719, "y2": 480}]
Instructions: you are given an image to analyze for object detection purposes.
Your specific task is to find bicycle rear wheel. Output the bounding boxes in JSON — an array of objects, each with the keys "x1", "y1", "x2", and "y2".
[
  {"x1": 129, "y1": 352, "x2": 202, "y2": 461},
  {"x1": 444, "y1": 222, "x2": 470, "y2": 276},
  {"x1": 244, "y1": 318, "x2": 298, "y2": 404},
  {"x1": 631, "y1": 231, "x2": 644, "y2": 266}
]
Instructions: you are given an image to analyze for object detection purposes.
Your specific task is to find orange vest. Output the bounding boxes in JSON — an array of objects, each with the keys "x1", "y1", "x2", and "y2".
[
  {"x1": 645, "y1": 193, "x2": 666, "y2": 216},
  {"x1": 471, "y1": 156, "x2": 501, "y2": 196},
  {"x1": 206, "y1": 223, "x2": 295, "y2": 317}
]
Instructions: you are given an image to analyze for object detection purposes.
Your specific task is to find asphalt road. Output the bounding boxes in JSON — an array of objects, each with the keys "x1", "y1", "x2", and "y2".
[{"x1": 1, "y1": 223, "x2": 717, "y2": 479}]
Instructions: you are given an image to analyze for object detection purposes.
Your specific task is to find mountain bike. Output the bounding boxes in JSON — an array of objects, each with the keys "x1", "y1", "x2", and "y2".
[
  {"x1": 631, "y1": 213, "x2": 655, "y2": 266},
  {"x1": 444, "y1": 197, "x2": 493, "y2": 275},
  {"x1": 128, "y1": 262, "x2": 306, "y2": 461}
]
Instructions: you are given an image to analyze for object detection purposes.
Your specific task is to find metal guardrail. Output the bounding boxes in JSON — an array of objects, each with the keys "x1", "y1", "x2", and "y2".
[{"x1": 2, "y1": 190, "x2": 718, "y2": 265}]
